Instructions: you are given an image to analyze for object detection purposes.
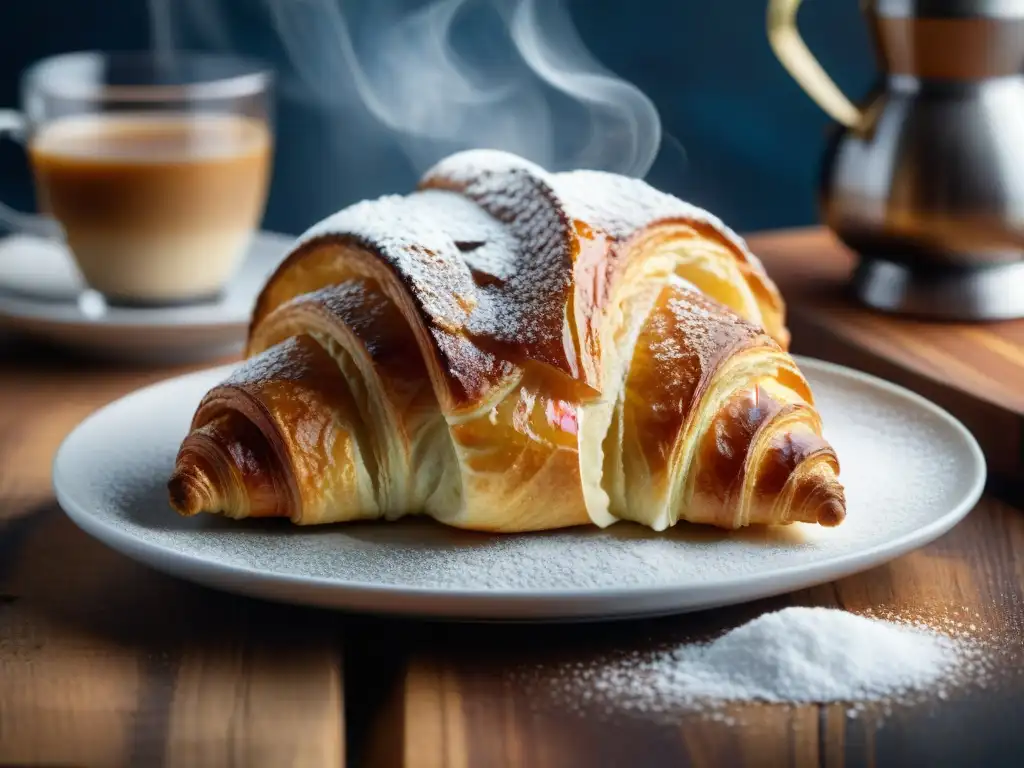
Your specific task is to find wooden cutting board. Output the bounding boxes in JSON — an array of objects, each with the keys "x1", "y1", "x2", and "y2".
[{"x1": 748, "y1": 227, "x2": 1024, "y2": 501}]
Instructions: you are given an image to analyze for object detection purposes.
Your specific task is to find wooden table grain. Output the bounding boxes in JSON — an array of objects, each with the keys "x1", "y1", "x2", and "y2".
[
  {"x1": 2, "y1": 228, "x2": 1024, "y2": 767},
  {"x1": 0, "y1": 339, "x2": 344, "y2": 767}
]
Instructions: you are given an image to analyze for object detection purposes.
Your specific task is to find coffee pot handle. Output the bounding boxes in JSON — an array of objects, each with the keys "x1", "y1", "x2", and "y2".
[{"x1": 767, "y1": 0, "x2": 864, "y2": 129}]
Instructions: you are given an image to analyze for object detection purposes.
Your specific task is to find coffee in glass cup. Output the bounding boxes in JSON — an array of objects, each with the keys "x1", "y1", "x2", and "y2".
[{"x1": 0, "y1": 51, "x2": 274, "y2": 306}]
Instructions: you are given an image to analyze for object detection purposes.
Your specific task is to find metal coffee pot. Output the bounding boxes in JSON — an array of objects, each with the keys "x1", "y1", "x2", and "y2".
[{"x1": 769, "y1": 0, "x2": 1024, "y2": 320}]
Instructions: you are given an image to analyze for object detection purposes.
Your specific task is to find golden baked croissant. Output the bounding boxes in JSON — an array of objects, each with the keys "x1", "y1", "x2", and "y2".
[{"x1": 168, "y1": 150, "x2": 845, "y2": 532}]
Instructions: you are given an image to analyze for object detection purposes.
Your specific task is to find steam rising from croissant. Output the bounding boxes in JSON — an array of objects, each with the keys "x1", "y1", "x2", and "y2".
[{"x1": 168, "y1": 150, "x2": 845, "y2": 532}]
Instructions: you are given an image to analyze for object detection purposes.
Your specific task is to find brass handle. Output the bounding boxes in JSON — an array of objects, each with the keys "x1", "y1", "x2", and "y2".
[{"x1": 767, "y1": 0, "x2": 864, "y2": 129}]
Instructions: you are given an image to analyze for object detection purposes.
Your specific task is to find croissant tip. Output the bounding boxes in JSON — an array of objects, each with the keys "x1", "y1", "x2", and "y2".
[
  {"x1": 816, "y1": 497, "x2": 846, "y2": 527},
  {"x1": 168, "y1": 465, "x2": 211, "y2": 517}
]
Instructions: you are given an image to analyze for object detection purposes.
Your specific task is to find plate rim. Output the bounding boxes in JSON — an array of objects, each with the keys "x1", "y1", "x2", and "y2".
[{"x1": 52, "y1": 355, "x2": 988, "y2": 618}]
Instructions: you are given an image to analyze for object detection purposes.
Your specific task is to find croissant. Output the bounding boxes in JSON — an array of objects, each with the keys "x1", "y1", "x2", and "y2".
[{"x1": 168, "y1": 150, "x2": 845, "y2": 532}]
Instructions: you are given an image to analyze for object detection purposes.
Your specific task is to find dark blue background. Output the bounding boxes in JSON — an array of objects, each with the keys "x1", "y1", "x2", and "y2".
[{"x1": 0, "y1": 0, "x2": 875, "y2": 236}]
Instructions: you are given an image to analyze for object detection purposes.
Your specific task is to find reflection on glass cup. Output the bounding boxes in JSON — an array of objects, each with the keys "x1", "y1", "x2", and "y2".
[{"x1": 0, "y1": 51, "x2": 274, "y2": 306}]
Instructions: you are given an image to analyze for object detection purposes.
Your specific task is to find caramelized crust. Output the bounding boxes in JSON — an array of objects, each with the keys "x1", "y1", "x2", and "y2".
[
  {"x1": 169, "y1": 149, "x2": 844, "y2": 532},
  {"x1": 420, "y1": 151, "x2": 589, "y2": 386},
  {"x1": 605, "y1": 279, "x2": 842, "y2": 530},
  {"x1": 252, "y1": 193, "x2": 478, "y2": 334},
  {"x1": 249, "y1": 193, "x2": 517, "y2": 411},
  {"x1": 168, "y1": 411, "x2": 281, "y2": 519},
  {"x1": 172, "y1": 335, "x2": 380, "y2": 524},
  {"x1": 251, "y1": 281, "x2": 432, "y2": 421}
]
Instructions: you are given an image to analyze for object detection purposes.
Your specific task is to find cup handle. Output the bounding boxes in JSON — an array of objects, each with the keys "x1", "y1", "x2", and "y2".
[
  {"x1": 767, "y1": 0, "x2": 864, "y2": 129},
  {"x1": 0, "y1": 109, "x2": 63, "y2": 240}
]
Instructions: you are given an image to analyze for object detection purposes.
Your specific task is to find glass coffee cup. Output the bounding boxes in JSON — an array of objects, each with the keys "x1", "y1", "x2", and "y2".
[{"x1": 0, "y1": 51, "x2": 274, "y2": 306}]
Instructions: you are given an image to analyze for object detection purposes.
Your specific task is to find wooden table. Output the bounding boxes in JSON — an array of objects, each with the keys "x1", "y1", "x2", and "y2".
[{"x1": 2, "y1": 230, "x2": 1024, "y2": 767}]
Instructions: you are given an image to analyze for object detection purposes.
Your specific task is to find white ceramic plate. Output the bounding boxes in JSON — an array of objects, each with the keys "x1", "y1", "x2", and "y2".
[
  {"x1": 0, "y1": 231, "x2": 293, "y2": 363},
  {"x1": 53, "y1": 357, "x2": 986, "y2": 622}
]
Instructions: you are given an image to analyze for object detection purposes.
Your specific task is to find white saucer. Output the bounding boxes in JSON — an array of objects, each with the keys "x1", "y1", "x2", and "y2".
[
  {"x1": 53, "y1": 357, "x2": 985, "y2": 622},
  {"x1": 0, "y1": 231, "x2": 294, "y2": 363}
]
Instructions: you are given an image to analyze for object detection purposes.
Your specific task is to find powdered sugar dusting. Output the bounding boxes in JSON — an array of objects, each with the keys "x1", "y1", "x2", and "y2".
[
  {"x1": 421, "y1": 148, "x2": 578, "y2": 375},
  {"x1": 551, "y1": 169, "x2": 772, "y2": 278},
  {"x1": 219, "y1": 334, "x2": 324, "y2": 391},
  {"x1": 610, "y1": 608, "x2": 969, "y2": 704},
  {"x1": 552, "y1": 169, "x2": 725, "y2": 241},
  {"x1": 421, "y1": 148, "x2": 550, "y2": 188},
  {"x1": 399, "y1": 188, "x2": 518, "y2": 282},
  {"x1": 511, "y1": 606, "x2": 1006, "y2": 726},
  {"x1": 294, "y1": 190, "x2": 519, "y2": 404},
  {"x1": 299, "y1": 191, "x2": 479, "y2": 334}
]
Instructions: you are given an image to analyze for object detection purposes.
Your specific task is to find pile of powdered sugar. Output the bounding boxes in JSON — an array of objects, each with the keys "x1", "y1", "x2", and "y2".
[{"x1": 522, "y1": 607, "x2": 993, "y2": 720}]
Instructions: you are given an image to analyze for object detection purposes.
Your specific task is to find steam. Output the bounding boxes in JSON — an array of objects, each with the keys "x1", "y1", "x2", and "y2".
[
  {"x1": 150, "y1": 0, "x2": 661, "y2": 178},
  {"x1": 509, "y1": 0, "x2": 660, "y2": 178}
]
